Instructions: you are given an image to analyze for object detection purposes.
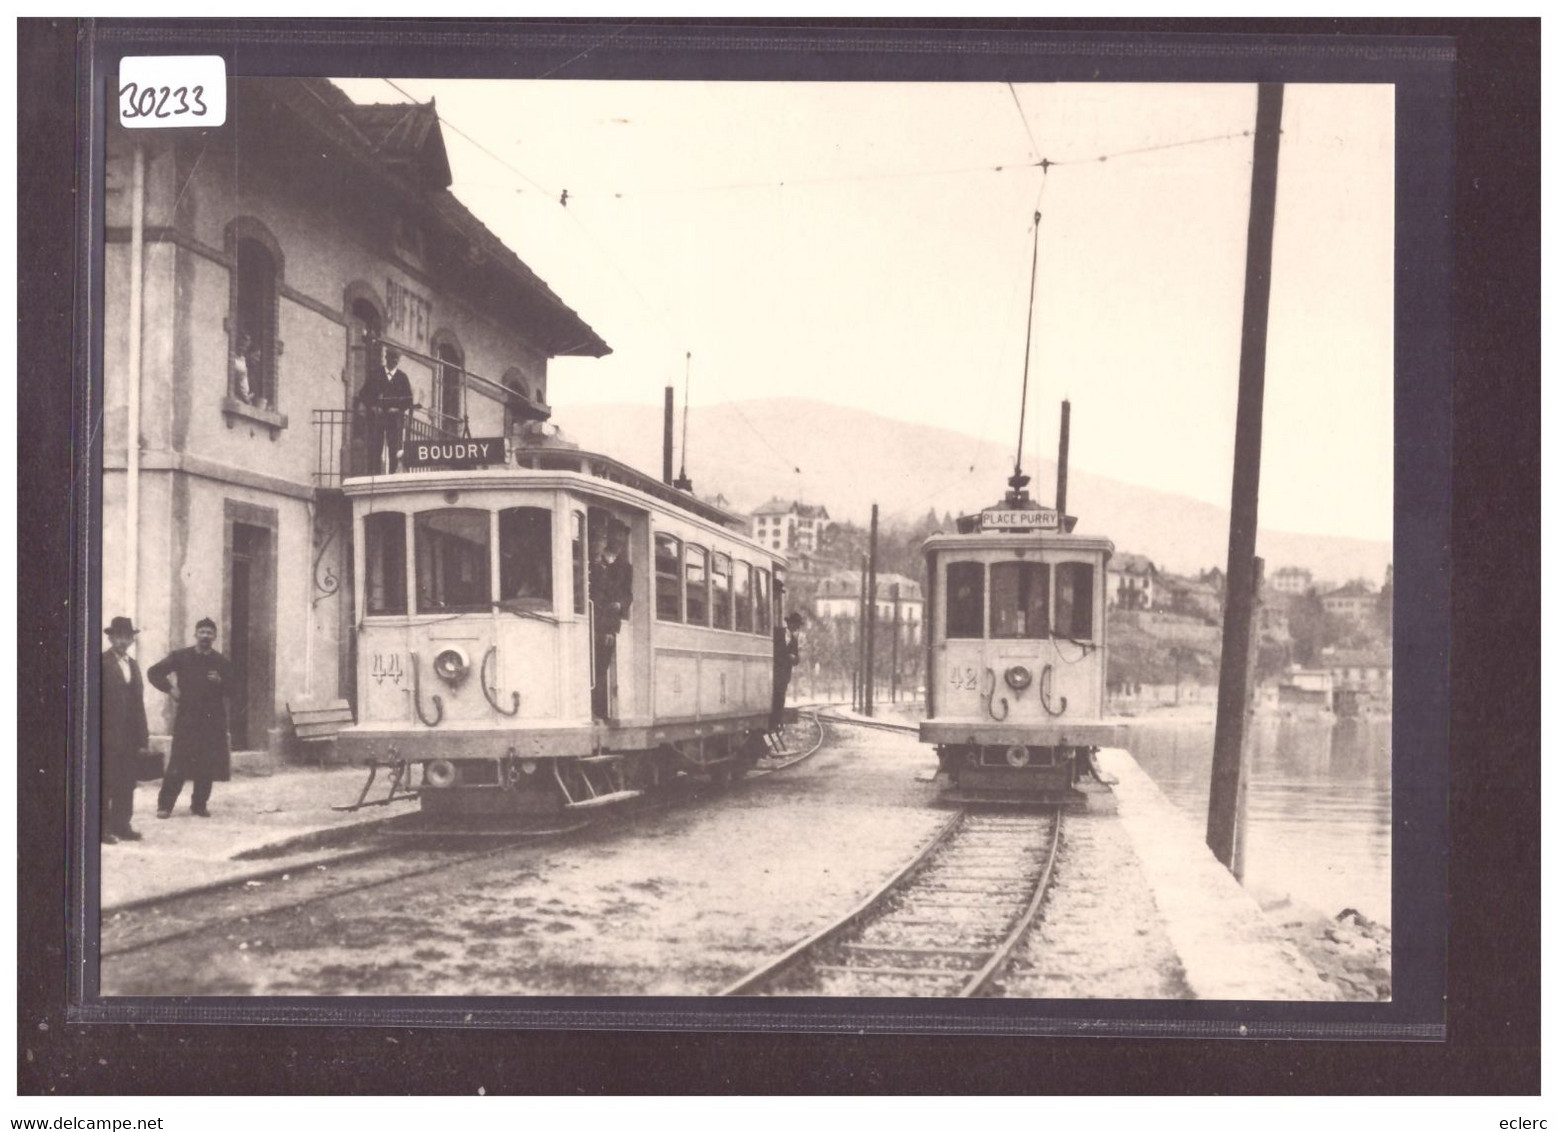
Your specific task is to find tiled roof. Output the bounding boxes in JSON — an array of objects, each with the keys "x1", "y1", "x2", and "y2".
[
  {"x1": 1323, "y1": 581, "x2": 1377, "y2": 599},
  {"x1": 1110, "y1": 552, "x2": 1156, "y2": 575},
  {"x1": 279, "y1": 79, "x2": 608, "y2": 358},
  {"x1": 1322, "y1": 649, "x2": 1392, "y2": 669}
]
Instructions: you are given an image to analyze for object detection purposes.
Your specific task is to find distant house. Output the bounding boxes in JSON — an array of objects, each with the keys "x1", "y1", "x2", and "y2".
[
  {"x1": 750, "y1": 498, "x2": 831, "y2": 554},
  {"x1": 813, "y1": 571, "x2": 924, "y2": 646},
  {"x1": 1321, "y1": 580, "x2": 1378, "y2": 622},
  {"x1": 1271, "y1": 566, "x2": 1314, "y2": 595},
  {"x1": 1322, "y1": 648, "x2": 1392, "y2": 714},
  {"x1": 1160, "y1": 574, "x2": 1222, "y2": 622},
  {"x1": 1107, "y1": 552, "x2": 1158, "y2": 611},
  {"x1": 1278, "y1": 665, "x2": 1334, "y2": 712}
]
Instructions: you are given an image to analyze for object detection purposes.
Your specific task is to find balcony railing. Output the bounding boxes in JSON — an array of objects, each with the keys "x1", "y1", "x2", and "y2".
[{"x1": 313, "y1": 407, "x2": 468, "y2": 489}]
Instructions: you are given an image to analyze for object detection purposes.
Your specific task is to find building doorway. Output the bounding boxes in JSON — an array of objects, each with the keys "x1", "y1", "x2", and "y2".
[{"x1": 227, "y1": 519, "x2": 276, "y2": 750}]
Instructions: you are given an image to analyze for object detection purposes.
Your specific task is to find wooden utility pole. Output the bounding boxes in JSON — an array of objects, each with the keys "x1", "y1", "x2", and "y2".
[
  {"x1": 1208, "y1": 83, "x2": 1284, "y2": 870},
  {"x1": 662, "y1": 386, "x2": 675, "y2": 484},
  {"x1": 864, "y1": 504, "x2": 879, "y2": 716},
  {"x1": 854, "y1": 553, "x2": 868, "y2": 710},
  {"x1": 1230, "y1": 558, "x2": 1263, "y2": 883},
  {"x1": 890, "y1": 583, "x2": 901, "y2": 703}
]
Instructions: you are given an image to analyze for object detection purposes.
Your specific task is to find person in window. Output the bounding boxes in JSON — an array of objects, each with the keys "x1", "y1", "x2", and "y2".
[
  {"x1": 770, "y1": 611, "x2": 803, "y2": 732},
  {"x1": 357, "y1": 345, "x2": 414, "y2": 473},
  {"x1": 229, "y1": 332, "x2": 254, "y2": 404},
  {"x1": 590, "y1": 520, "x2": 634, "y2": 720}
]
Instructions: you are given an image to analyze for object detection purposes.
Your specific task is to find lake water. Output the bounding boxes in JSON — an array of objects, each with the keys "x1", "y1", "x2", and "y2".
[{"x1": 1126, "y1": 716, "x2": 1392, "y2": 925}]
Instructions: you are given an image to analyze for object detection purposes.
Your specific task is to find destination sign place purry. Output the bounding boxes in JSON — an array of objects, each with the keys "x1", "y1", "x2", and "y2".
[
  {"x1": 980, "y1": 507, "x2": 1060, "y2": 531},
  {"x1": 403, "y1": 437, "x2": 508, "y2": 468}
]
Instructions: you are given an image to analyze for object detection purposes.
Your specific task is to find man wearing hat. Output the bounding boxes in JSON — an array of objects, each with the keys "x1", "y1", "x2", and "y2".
[
  {"x1": 770, "y1": 611, "x2": 804, "y2": 732},
  {"x1": 100, "y1": 616, "x2": 150, "y2": 843},
  {"x1": 589, "y1": 519, "x2": 634, "y2": 720},
  {"x1": 146, "y1": 617, "x2": 233, "y2": 818}
]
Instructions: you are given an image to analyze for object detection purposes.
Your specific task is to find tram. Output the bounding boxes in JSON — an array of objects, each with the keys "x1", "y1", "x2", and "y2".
[
  {"x1": 336, "y1": 427, "x2": 786, "y2": 817},
  {"x1": 920, "y1": 472, "x2": 1116, "y2": 804}
]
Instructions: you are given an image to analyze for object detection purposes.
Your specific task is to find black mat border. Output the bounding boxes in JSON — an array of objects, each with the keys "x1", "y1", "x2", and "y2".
[{"x1": 18, "y1": 17, "x2": 1536, "y2": 1094}]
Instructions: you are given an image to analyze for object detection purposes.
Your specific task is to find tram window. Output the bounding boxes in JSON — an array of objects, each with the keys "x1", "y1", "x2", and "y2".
[
  {"x1": 498, "y1": 506, "x2": 553, "y2": 608},
  {"x1": 571, "y1": 511, "x2": 586, "y2": 615},
  {"x1": 655, "y1": 533, "x2": 683, "y2": 622},
  {"x1": 711, "y1": 553, "x2": 732, "y2": 630},
  {"x1": 754, "y1": 567, "x2": 772, "y2": 635},
  {"x1": 685, "y1": 545, "x2": 709, "y2": 626},
  {"x1": 1054, "y1": 562, "x2": 1096, "y2": 639},
  {"x1": 991, "y1": 561, "x2": 1051, "y2": 639},
  {"x1": 734, "y1": 561, "x2": 753, "y2": 632},
  {"x1": 945, "y1": 562, "x2": 985, "y2": 639},
  {"x1": 414, "y1": 509, "x2": 491, "y2": 613},
  {"x1": 364, "y1": 511, "x2": 407, "y2": 615}
]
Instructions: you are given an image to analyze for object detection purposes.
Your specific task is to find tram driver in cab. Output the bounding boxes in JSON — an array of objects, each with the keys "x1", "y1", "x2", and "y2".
[{"x1": 590, "y1": 518, "x2": 633, "y2": 720}]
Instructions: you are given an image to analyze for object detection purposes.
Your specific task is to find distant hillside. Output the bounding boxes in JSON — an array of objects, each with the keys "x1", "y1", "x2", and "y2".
[{"x1": 552, "y1": 397, "x2": 1391, "y2": 584}]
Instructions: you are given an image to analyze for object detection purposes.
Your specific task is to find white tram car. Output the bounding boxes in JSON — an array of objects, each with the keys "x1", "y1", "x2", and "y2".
[
  {"x1": 921, "y1": 494, "x2": 1117, "y2": 804},
  {"x1": 337, "y1": 432, "x2": 786, "y2": 817}
]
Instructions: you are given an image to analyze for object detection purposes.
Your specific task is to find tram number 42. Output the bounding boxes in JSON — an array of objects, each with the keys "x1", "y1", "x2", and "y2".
[{"x1": 948, "y1": 667, "x2": 981, "y2": 691}]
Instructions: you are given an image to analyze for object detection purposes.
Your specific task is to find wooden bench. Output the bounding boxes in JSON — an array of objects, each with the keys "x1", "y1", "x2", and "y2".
[{"x1": 287, "y1": 699, "x2": 354, "y2": 764}]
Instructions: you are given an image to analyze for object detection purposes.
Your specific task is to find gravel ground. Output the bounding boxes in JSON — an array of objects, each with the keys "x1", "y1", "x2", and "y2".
[
  {"x1": 1001, "y1": 784, "x2": 1191, "y2": 999},
  {"x1": 101, "y1": 725, "x2": 948, "y2": 997}
]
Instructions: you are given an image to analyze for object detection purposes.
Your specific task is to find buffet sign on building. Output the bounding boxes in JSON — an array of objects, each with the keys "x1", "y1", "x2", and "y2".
[
  {"x1": 402, "y1": 437, "x2": 508, "y2": 470},
  {"x1": 386, "y1": 277, "x2": 431, "y2": 348}
]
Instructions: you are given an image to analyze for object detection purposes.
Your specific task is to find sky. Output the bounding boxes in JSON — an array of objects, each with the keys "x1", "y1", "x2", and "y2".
[{"x1": 336, "y1": 78, "x2": 1394, "y2": 543}]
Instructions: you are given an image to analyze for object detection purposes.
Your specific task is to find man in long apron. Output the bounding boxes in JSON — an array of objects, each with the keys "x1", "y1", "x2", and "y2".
[{"x1": 147, "y1": 617, "x2": 233, "y2": 818}]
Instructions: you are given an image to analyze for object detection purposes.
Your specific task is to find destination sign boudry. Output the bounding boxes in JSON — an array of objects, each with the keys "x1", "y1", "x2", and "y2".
[{"x1": 403, "y1": 437, "x2": 508, "y2": 469}]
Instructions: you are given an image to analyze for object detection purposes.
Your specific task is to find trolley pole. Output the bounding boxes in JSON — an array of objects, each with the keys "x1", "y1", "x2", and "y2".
[
  {"x1": 1208, "y1": 83, "x2": 1284, "y2": 871},
  {"x1": 864, "y1": 504, "x2": 879, "y2": 716},
  {"x1": 890, "y1": 584, "x2": 901, "y2": 703}
]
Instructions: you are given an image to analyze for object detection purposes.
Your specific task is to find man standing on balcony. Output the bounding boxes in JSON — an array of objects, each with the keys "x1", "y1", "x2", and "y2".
[{"x1": 357, "y1": 345, "x2": 415, "y2": 474}]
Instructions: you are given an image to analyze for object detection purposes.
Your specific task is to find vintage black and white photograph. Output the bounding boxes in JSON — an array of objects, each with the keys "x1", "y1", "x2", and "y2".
[{"x1": 94, "y1": 72, "x2": 1396, "y2": 1004}]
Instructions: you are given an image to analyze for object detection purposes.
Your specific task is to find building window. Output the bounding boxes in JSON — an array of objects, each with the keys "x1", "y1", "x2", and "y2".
[
  {"x1": 685, "y1": 545, "x2": 709, "y2": 626},
  {"x1": 754, "y1": 568, "x2": 772, "y2": 635},
  {"x1": 433, "y1": 337, "x2": 465, "y2": 434},
  {"x1": 414, "y1": 508, "x2": 490, "y2": 613},
  {"x1": 734, "y1": 561, "x2": 753, "y2": 632},
  {"x1": 946, "y1": 561, "x2": 985, "y2": 640},
  {"x1": 364, "y1": 512, "x2": 407, "y2": 616},
  {"x1": 498, "y1": 506, "x2": 553, "y2": 608},
  {"x1": 711, "y1": 553, "x2": 732, "y2": 630},
  {"x1": 655, "y1": 533, "x2": 683, "y2": 622},
  {"x1": 1054, "y1": 562, "x2": 1095, "y2": 639},
  {"x1": 233, "y1": 237, "x2": 279, "y2": 407}
]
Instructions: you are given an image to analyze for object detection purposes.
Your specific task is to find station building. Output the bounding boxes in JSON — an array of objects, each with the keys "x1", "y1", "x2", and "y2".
[{"x1": 102, "y1": 78, "x2": 608, "y2": 753}]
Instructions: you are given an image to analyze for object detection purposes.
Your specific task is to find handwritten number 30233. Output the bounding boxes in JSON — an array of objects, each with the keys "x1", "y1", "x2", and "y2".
[{"x1": 120, "y1": 82, "x2": 208, "y2": 121}]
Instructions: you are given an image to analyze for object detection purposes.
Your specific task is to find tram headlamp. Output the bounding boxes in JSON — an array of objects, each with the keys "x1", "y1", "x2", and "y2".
[
  {"x1": 432, "y1": 646, "x2": 470, "y2": 686},
  {"x1": 1005, "y1": 664, "x2": 1033, "y2": 691},
  {"x1": 521, "y1": 759, "x2": 538, "y2": 775},
  {"x1": 1005, "y1": 745, "x2": 1032, "y2": 768},
  {"x1": 424, "y1": 759, "x2": 457, "y2": 789}
]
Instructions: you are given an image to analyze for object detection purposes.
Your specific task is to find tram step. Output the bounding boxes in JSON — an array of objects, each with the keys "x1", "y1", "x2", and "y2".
[
  {"x1": 577, "y1": 754, "x2": 626, "y2": 765},
  {"x1": 563, "y1": 789, "x2": 644, "y2": 811}
]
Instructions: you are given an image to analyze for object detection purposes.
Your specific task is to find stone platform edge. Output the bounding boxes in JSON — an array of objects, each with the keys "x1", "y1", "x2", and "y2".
[{"x1": 1097, "y1": 747, "x2": 1340, "y2": 1002}]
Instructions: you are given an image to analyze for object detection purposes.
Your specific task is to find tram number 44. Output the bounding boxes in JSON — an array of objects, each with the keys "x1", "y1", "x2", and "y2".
[
  {"x1": 371, "y1": 653, "x2": 405, "y2": 686},
  {"x1": 948, "y1": 666, "x2": 980, "y2": 691}
]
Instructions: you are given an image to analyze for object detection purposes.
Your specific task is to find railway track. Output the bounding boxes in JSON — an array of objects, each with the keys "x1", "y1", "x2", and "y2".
[
  {"x1": 814, "y1": 707, "x2": 920, "y2": 737},
  {"x1": 721, "y1": 806, "x2": 1062, "y2": 997}
]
